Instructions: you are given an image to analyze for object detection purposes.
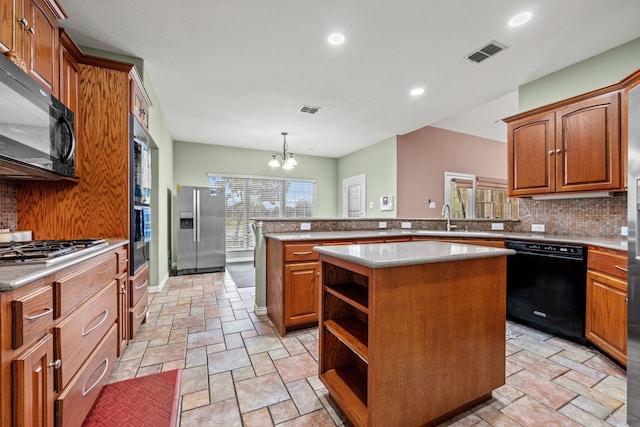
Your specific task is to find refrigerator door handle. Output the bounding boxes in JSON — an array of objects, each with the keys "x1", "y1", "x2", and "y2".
[
  {"x1": 196, "y1": 189, "x2": 201, "y2": 242},
  {"x1": 193, "y1": 189, "x2": 197, "y2": 242}
]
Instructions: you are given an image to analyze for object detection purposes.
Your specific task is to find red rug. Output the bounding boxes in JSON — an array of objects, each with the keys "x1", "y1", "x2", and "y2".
[{"x1": 83, "y1": 369, "x2": 182, "y2": 427}]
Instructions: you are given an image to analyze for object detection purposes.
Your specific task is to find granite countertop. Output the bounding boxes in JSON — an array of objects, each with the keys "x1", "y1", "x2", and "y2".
[
  {"x1": 264, "y1": 229, "x2": 628, "y2": 252},
  {"x1": 313, "y1": 240, "x2": 515, "y2": 269},
  {"x1": 0, "y1": 239, "x2": 128, "y2": 292}
]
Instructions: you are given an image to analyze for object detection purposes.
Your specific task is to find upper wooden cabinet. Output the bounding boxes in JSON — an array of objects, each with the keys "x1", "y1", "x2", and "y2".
[
  {"x1": 58, "y1": 29, "x2": 81, "y2": 112},
  {"x1": 506, "y1": 91, "x2": 622, "y2": 197},
  {"x1": 130, "y1": 68, "x2": 152, "y2": 131},
  {"x1": 0, "y1": 0, "x2": 66, "y2": 96}
]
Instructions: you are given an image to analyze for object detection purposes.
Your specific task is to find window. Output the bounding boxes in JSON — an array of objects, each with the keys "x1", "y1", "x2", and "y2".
[
  {"x1": 207, "y1": 174, "x2": 316, "y2": 251},
  {"x1": 444, "y1": 172, "x2": 518, "y2": 220}
]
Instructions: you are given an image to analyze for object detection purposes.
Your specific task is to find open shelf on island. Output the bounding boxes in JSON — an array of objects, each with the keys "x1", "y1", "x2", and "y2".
[
  {"x1": 324, "y1": 283, "x2": 368, "y2": 313},
  {"x1": 324, "y1": 317, "x2": 368, "y2": 362},
  {"x1": 321, "y1": 366, "x2": 367, "y2": 427}
]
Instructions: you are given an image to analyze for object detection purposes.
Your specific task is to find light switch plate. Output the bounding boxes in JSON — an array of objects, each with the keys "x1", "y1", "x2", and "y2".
[
  {"x1": 531, "y1": 224, "x2": 545, "y2": 232},
  {"x1": 379, "y1": 221, "x2": 387, "y2": 229},
  {"x1": 491, "y1": 223, "x2": 504, "y2": 231},
  {"x1": 401, "y1": 222, "x2": 411, "y2": 229},
  {"x1": 622, "y1": 226, "x2": 629, "y2": 236},
  {"x1": 300, "y1": 222, "x2": 311, "y2": 231}
]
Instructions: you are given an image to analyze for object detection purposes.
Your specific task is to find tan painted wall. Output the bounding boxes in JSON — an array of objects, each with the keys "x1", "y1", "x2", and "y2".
[{"x1": 397, "y1": 126, "x2": 506, "y2": 218}]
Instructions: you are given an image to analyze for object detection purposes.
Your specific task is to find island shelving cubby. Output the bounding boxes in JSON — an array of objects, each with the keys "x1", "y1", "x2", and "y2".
[{"x1": 316, "y1": 241, "x2": 511, "y2": 427}]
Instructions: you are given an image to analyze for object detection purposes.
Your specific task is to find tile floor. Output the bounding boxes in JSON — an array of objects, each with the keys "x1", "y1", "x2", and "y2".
[{"x1": 107, "y1": 270, "x2": 629, "y2": 426}]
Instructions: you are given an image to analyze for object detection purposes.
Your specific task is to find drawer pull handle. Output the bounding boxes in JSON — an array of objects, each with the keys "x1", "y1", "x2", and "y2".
[
  {"x1": 615, "y1": 265, "x2": 628, "y2": 272},
  {"x1": 82, "y1": 310, "x2": 109, "y2": 337},
  {"x1": 48, "y1": 359, "x2": 61, "y2": 370},
  {"x1": 25, "y1": 307, "x2": 53, "y2": 321},
  {"x1": 136, "y1": 304, "x2": 148, "y2": 319},
  {"x1": 293, "y1": 251, "x2": 312, "y2": 255},
  {"x1": 82, "y1": 358, "x2": 109, "y2": 397},
  {"x1": 135, "y1": 279, "x2": 148, "y2": 290}
]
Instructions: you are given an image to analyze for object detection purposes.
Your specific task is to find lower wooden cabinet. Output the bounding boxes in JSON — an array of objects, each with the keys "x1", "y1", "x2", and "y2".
[
  {"x1": 12, "y1": 333, "x2": 56, "y2": 427},
  {"x1": 284, "y1": 262, "x2": 319, "y2": 327},
  {"x1": 0, "y1": 244, "x2": 126, "y2": 427},
  {"x1": 586, "y1": 246, "x2": 628, "y2": 366}
]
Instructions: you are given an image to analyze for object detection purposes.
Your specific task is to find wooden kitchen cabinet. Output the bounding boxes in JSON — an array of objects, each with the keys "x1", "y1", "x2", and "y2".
[
  {"x1": 0, "y1": 244, "x2": 123, "y2": 427},
  {"x1": 506, "y1": 90, "x2": 622, "y2": 197},
  {"x1": 284, "y1": 261, "x2": 319, "y2": 326},
  {"x1": 586, "y1": 246, "x2": 628, "y2": 366},
  {"x1": 58, "y1": 29, "x2": 80, "y2": 113},
  {"x1": 131, "y1": 70, "x2": 152, "y2": 131},
  {"x1": 0, "y1": 0, "x2": 66, "y2": 95},
  {"x1": 318, "y1": 246, "x2": 507, "y2": 426},
  {"x1": 12, "y1": 333, "x2": 56, "y2": 427}
]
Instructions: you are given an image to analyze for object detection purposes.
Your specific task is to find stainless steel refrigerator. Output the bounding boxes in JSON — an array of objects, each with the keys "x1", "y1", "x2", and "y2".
[
  {"x1": 176, "y1": 185, "x2": 226, "y2": 274},
  {"x1": 628, "y1": 84, "x2": 640, "y2": 425}
]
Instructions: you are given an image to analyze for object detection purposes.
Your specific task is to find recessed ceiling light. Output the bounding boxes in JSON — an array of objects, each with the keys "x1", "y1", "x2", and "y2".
[
  {"x1": 410, "y1": 87, "x2": 425, "y2": 96},
  {"x1": 328, "y1": 33, "x2": 345, "y2": 45},
  {"x1": 509, "y1": 11, "x2": 532, "y2": 27}
]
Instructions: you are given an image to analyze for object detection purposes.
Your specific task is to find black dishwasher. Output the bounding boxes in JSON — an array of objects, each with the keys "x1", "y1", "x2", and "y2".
[{"x1": 505, "y1": 240, "x2": 588, "y2": 344}]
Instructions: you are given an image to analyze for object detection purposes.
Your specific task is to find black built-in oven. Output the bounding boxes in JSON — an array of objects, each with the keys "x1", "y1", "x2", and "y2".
[{"x1": 505, "y1": 240, "x2": 587, "y2": 344}]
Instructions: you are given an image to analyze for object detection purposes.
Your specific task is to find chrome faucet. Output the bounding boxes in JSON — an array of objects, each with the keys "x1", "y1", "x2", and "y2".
[{"x1": 442, "y1": 203, "x2": 451, "y2": 232}]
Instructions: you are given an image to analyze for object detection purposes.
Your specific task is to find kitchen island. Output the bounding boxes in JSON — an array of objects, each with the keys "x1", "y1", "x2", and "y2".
[{"x1": 314, "y1": 240, "x2": 514, "y2": 427}]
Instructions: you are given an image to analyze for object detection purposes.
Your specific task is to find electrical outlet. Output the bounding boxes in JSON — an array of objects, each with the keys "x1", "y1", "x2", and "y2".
[
  {"x1": 622, "y1": 226, "x2": 629, "y2": 236},
  {"x1": 491, "y1": 223, "x2": 504, "y2": 231},
  {"x1": 300, "y1": 222, "x2": 311, "y2": 231},
  {"x1": 401, "y1": 222, "x2": 412, "y2": 229},
  {"x1": 531, "y1": 224, "x2": 545, "y2": 232},
  {"x1": 379, "y1": 221, "x2": 387, "y2": 229}
]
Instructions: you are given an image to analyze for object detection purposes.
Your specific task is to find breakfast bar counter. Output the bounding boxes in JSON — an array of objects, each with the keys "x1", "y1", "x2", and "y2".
[{"x1": 315, "y1": 240, "x2": 514, "y2": 427}]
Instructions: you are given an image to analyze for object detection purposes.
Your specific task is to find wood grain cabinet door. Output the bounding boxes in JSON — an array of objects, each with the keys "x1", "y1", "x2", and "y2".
[
  {"x1": 284, "y1": 262, "x2": 319, "y2": 326},
  {"x1": 13, "y1": 333, "x2": 56, "y2": 427},
  {"x1": 586, "y1": 270, "x2": 627, "y2": 366},
  {"x1": 555, "y1": 91, "x2": 621, "y2": 193},
  {"x1": 507, "y1": 111, "x2": 555, "y2": 196},
  {"x1": 25, "y1": 0, "x2": 58, "y2": 95}
]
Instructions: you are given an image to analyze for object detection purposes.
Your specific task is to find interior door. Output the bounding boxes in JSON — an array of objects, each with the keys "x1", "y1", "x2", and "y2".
[{"x1": 343, "y1": 174, "x2": 366, "y2": 218}]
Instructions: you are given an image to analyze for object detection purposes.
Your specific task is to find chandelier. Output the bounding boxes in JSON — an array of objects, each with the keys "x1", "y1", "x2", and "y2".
[{"x1": 268, "y1": 132, "x2": 297, "y2": 170}]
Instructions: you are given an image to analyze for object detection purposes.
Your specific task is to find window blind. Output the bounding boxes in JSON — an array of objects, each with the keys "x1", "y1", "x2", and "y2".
[{"x1": 206, "y1": 173, "x2": 316, "y2": 250}]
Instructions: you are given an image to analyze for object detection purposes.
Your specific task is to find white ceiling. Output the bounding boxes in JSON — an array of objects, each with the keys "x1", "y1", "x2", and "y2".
[{"x1": 56, "y1": 0, "x2": 640, "y2": 157}]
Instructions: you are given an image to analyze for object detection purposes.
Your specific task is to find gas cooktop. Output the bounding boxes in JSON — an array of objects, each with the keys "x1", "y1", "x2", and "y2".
[{"x1": 0, "y1": 239, "x2": 108, "y2": 266}]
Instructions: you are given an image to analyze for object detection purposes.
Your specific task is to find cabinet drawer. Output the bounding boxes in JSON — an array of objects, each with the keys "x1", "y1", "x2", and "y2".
[
  {"x1": 130, "y1": 263, "x2": 149, "y2": 307},
  {"x1": 588, "y1": 247, "x2": 627, "y2": 280},
  {"x1": 12, "y1": 285, "x2": 54, "y2": 349},
  {"x1": 284, "y1": 243, "x2": 319, "y2": 262},
  {"x1": 130, "y1": 289, "x2": 149, "y2": 338},
  {"x1": 54, "y1": 281, "x2": 118, "y2": 389},
  {"x1": 116, "y1": 247, "x2": 128, "y2": 274},
  {"x1": 53, "y1": 252, "x2": 117, "y2": 319},
  {"x1": 55, "y1": 324, "x2": 117, "y2": 427}
]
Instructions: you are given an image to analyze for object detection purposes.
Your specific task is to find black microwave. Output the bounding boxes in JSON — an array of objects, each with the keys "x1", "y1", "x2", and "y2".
[{"x1": 0, "y1": 53, "x2": 75, "y2": 180}]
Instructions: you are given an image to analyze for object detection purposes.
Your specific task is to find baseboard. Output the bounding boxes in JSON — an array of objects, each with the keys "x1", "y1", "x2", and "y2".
[
  {"x1": 149, "y1": 271, "x2": 170, "y2": 293},
  {"x1": 254, "y1": 304, "x2": 267, "y2": 315}
]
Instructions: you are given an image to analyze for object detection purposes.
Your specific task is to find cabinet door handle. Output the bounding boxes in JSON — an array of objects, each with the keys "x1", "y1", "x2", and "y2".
[
  {"x1": 556, "y1": 149, "x2": 562, "y2": 154},
  {"x1": 82, "y1": 310, "x2": 109, "y2": 337},
  {"x1": 135, "y1": 279, "x2": 148, "y2": 290},
  {"x1": 17, "y1": 17, "x2": 28, "y2": 26},
  {"x1": 26, "y1": 27, "x2": 35, "y2": 35},
  {"x1": 82, "y1": 358, "x2": 109, "y2": 396},
  {"x1": 293, "y1": 251, "x2": 312, "y2": 255},
  {"x1": 615, "y1": 265, "x2": 628, "y2": 272},
  {"x1": 136, "y1": 304, "x2": 148, "y2": 319},
  {"x1": 48, "y1": 359, "x2": 61, "y2": 370},
  {"x1": 548, "y1": 150, "x2": 554, "y2": 155},
  {"x1": 25, "y1": 307, "x2": 53, "y2": 321}
]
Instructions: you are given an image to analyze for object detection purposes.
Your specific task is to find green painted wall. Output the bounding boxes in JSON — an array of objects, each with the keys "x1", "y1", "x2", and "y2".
[
  {"x1": 337, "y1": 136, "x2": 397, "y2": 218},
  {"x1": 519, "y1": 37, "x2": 640, "y2": 111}
]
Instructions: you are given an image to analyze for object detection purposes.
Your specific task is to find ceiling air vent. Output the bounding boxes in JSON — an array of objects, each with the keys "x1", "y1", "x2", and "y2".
[
  {"x1": 465, "y1": 40, "x2": 508, "y2": 64},
  {"x1": 299, "y1": 105, "x2": 321, "y2": 114}
]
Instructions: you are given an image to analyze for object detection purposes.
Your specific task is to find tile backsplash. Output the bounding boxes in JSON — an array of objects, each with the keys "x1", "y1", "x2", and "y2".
[
  {"x1": 516, "y1": 192, "x2": 627, "y2": 237},
  {"x1": 0, "y1": 179, "x2": 17, "y2": 231}
]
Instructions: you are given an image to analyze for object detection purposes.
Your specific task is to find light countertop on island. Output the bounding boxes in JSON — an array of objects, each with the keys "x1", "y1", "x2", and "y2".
[{"x1": 313, "y1": 240, "x2": 515, "y2": 269}]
